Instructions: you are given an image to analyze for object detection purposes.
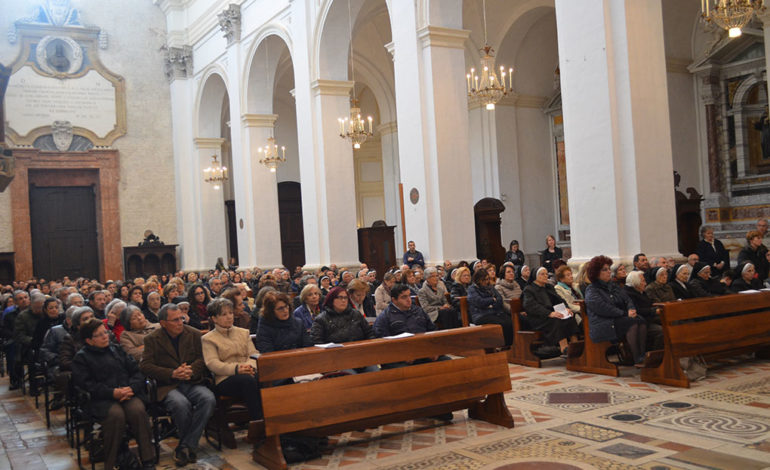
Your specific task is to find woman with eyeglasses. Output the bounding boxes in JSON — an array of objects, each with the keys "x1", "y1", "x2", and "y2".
[
  {"x1": 186, "y1": 283, "x2": 211, "y2": 330},
  {"x1": 584, "y1": 255, "x2": 646, "y2": 365},
  {"x1": 72, "y1": 319, "x2": 155, "y2": 470},
  {"x1": 256, "y1": 291, "x2": 312, "y2": 354}
]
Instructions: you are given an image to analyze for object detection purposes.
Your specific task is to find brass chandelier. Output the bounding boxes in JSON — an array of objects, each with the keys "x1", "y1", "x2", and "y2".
[
  {"x1": 338, "y1": 0, "x2": 373, "y2": 149},
  {"x1": 466, "y1": 0, "x2": 513, "y2": 110},
  {"x1": 203, "y1": 154, "x2": 228, "y2": 190},
  {"x1": 702, "y1": 0, "x2": 765, "y2": 38},
  {"x1": 257, "y1": 137, "x2": 286, "y2": 173}
]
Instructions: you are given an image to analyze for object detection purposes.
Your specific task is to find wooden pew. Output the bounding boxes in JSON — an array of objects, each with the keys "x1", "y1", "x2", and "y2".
[
  {"x1": 252, "y1": 325, "x2": 514, "y2": 470},
  {"x1": 565, "y1": 301, "x2": 619, "y2": 377},
  {"x1": 507, "y1": 298, "x2": 542, "y2": 368},
  {"x1": 641, "y1": 292, "x2": 770, "y2": 388},
  {"x1": 459, "y1": 296, "x2": 470, "y2": 326}
]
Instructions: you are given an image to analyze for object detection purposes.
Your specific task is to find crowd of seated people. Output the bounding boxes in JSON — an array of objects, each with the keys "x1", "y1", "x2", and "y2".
[{"x1": 0, "y1": 221, "x2": 769, "y2": 467}]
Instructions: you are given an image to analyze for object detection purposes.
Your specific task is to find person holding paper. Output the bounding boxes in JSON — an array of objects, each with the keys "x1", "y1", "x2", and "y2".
[
  {"x1": 584, "y1": 256, "x2": 647, "y2": 366},
  {"x1": 521, "y1": 267, "x2": 579, "y2": 357}
]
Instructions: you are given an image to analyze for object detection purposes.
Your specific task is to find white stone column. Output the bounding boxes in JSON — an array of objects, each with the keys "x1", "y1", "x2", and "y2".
[
  {"x1": 378, "y1": 121, "x2": 402, "y2": 251},
  {"x1": 468, "y1": 104, "x2": 500, "y2": 202},
  {"x1": 308, "y1": 79, "x2": 360, "y2": 267},
  {"x1": 390, "y1": 0, "x2": 476, "y2": 264},
  {"x1": 168, "y1": 78, "x2": 202, "y2": 270},
  {"x1": 416, "y1": 26, "x2": 477, "y2": 263},
  {"x1": 758, "y1": 10, "x2": 770, "y2": 103},
  {"x1": 555, "y1": 0, "x2": 680, "y2": 263},
  {"x1": 241, "y1": 114, "x2": 284, "y2": 268},
  {"x1": 194, "y1": 138, "x2": 229, "y2": 268}
]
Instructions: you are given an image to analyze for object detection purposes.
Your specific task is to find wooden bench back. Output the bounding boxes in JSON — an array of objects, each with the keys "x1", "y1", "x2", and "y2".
[
  {"x1": 255, "y1": 325, "x2": 511, "y2": 436},
  {"x1": 459, "y1": 296, "x2": 469, "y2": 326},
  {"x1": 656, "y1": 292, "x2": 770, "y2": 358},
  {"x1": 510, "y1": 298, "x2": 523, "y2": 329}
]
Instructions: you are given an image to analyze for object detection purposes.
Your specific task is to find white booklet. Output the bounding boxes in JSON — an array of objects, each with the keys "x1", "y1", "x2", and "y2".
[
  {"x1": 314, "y1": 342, "x2": 343, "y2": 348},
  {"x1": 384, "y1": 332, "x2": 414, "y2": 339},
  {"x1": 738, "y1": 289, "x2": 761, "y2": 294},
  {"x1": 553, "y1": 302, "x2": 573, "y2": 319}
]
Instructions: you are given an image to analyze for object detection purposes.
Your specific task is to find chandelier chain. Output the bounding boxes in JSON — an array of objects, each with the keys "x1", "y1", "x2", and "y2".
[
  {"x1": 348, "y1": 0, "x2": 356, "y2": 101},
  {"x1": 482, "y1": 0, "x2": 488, "y2": 45}
]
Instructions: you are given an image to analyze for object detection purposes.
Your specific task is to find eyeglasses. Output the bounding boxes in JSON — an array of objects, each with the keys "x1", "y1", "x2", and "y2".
[{"x1": 275, "y1": 304, "x2": 289, "y2": 311}]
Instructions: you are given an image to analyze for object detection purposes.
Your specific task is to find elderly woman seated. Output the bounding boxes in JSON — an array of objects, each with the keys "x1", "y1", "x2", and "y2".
[
  {"x1": 553, "y1": 265, "x2": 581, "y2": 320},
  {"x1": 348, "y1": 279, "x2": 376, "y2": 318},
  {"x1": 120, "y1": 304, "x2": 160, "y2": 362},
  {"x1": 467, "y1": 269, "x2": 513, "y2": 346},
  {"x1": 584, "y1": 256, "x2": 646, "y2": 365},
  {"x1": 645, "y1": 267, "x2": 676, "y2": 303},
  {"x1": 522, "y1": 267, "x2": 579, "y2": 356},
  {"x1": 293, "y1": 284, "x2": 323, "y2": 331},
  {"x1": 418, "y1": 267, "x2": 457, "y2": 329},
  {"x1": 201, "y1": 297, "x2": 262, "y2": 420},
  {"x1": 72, "y1": 319, "x2": 155, "y2": 470},
  {"x1": 731, "y1": 262, "x2": 763, "y2": 292},
  {"x1": 669, "y1": 264, "x2": 694, "y2": 299}
]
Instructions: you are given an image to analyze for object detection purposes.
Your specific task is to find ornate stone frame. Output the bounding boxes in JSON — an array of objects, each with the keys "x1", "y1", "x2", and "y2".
[
  {"x1": 10, "y1": 148, "x2": 122, "y2": 281},
  {"x1": 4, "y1": 22, "x2": 127, "y2": 147}
]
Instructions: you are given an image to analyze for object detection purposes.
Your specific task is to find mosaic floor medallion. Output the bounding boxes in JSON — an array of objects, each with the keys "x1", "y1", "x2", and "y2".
[{"x1": 647, "y1": 407, "x2": 770, "y2": 444}]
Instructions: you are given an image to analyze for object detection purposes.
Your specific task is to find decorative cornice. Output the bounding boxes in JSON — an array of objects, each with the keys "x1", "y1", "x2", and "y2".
[
  {"x1": 311, "y1": 79, "x2": 354, "y2": 97},
  {"x1": 194, "y1": 137, "x2": 225, "y2": 149},
  {"x1": 417, "y1": 26, "x2": 470, "y2": 49},
  {"x1": 241, "y1": 113, "x2": 278, "y2": 128},
  {"x1": 218, "y1": 4, "x2": 241, "y2": 46},
  {"x1": 495, "y1": 93, "x2": 548, "y2": 109},
  {"x1": 376, "y1": 121, "x2": 398, "y2": 135},
  {"x1": 163, "y1": 45, "x2": 193, "y2": 82},
  {"x1": 384, "y1": 41, "x2": 395, "y2": 62}
]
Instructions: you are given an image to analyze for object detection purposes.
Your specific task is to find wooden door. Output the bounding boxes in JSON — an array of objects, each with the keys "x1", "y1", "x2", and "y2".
[
  {"x1": 277, "y1": 182, "x2": 306, "y2": 270},
  {"x1": 29, "y1": 185, "x2": 99, "y2": 279}
]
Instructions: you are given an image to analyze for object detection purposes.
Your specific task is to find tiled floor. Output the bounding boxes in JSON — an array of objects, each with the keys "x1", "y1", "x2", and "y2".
[{"x1": 1, "y1": 354, "x2": 769, "y2": 469}]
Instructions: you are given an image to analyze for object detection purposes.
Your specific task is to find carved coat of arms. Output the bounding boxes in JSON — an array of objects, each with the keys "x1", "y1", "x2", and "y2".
[{"x1": 52, "y1": 120, "x2": 73, "y2": 151}]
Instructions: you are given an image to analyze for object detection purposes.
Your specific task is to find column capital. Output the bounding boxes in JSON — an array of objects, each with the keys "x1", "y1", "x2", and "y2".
[
  {"x1": 384, "y1": 41, "x2": 395, "y2": 62},
  {"x1": 311, "y1": 79, "x2": 354, "y2": 97},
  {"x1": 417, "y1": 26, "x2": 470, "y2": 49},
  {"x1": 163, "y1": 45, "x2": 193, "y2": 82},
  {"x1": 218, "y1": 3, "x2": 241, "y2": 45},
  {"x1": 376, "y1": 121, "x2": 398, "y2": 135},
  {"x1": 241, "y1": 113, "x2": 278, "y2": 128},
  {"x1": 757, "y1": 7, "x2": 770, "y2": 24},
  {"x1": 194, "y1": 137, "x2": 225, "y2": 149}
]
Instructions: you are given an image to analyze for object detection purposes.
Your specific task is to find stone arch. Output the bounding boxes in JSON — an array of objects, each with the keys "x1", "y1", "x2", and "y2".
[
  {"x1": 351, "y1": 55, "x2": 396, "y2": 124},
  {"x1": 196, "y1": 67, "x2": 229, "y2": 138},
  {"x1": 243, "y1": 24, "x2": 294, "y2": 114},
  {"x1": 734, "y1": 75, "x2": 764, "y2": 107}
]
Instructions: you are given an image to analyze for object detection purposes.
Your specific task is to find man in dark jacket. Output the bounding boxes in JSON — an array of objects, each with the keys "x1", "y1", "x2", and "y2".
[
  {"x1": 374, "y1": 284, "x2": 436, "y2": 338},
  {"x1": 403, "y1": 241, "x2": 426, "y2": 269},
  {"x1": 140, "y1": 303, "x2": 215, "y2": 467},
  {"x1": 2, "y1": 290, "x2": 30, "y2": 389}
]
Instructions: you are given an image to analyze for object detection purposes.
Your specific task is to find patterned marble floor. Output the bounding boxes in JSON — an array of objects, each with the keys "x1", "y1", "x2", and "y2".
[{"x1": 1, "y1": 354, "x2": 769, "y2": 469}]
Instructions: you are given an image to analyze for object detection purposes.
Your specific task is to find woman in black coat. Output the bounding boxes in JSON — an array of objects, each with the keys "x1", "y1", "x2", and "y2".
[
  {"x1": 540, "y1": 235, "x2": 563, "y2": 273},
  {"x1": 584, "y1": 256, "x2": 647, "y2": 365},
  {"x1": 688, "y1": 262, "x2": 726, "y2": 297},
  {"x1": 504, "y1": 240, "x2": 525, "y2": 268},
  {"x1": 623, "y1": 271, "x2": 663, "y2": 350},
  {"x1": 256, "y1": 292, "x2": 313, "y2": 353},
  {"x1": 696, "y1": 226, "x2": 730, "y2": 277},
  {"x1": 466, "y1": 269, "x2": 512, "y2": 346},
  {"x1": 449, "y1": 266, "x2": 472, "y2": 310},
  {"x1": 515, "y1": 265, "x2": 532, "y2": 291},
  {"x1": 731, "y1": 262, "x2": 763, "y2": 292},
  {"x1": 521, "y1": 267, "x2": 579, "y2": 354},
  {"x1": 72, "y1": 320, "x2": 154, "y2": 470}
]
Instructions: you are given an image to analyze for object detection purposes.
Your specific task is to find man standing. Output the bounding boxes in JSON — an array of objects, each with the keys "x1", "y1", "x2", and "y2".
[
  {"x1": 403, "y1": 241, "x2": 426, "y2": 269},
  {"x1": 140, "y1": 304, "x2": 215, "y2": 467},
  {"x1": 14, "y1": 293, "x2": 46, "y2": 394},
  {"x1": 2, "y1": 290, "x2": 30, "y2": 389}
]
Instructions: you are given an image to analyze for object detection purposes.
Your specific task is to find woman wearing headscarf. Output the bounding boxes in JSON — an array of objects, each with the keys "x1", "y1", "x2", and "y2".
[
  {"x1": 731, "y1": 262, "x2": 763, "y2": 292},
  {"x1": 521, "y1": 267, "x2": 579, "y2": 355},
  {"x1": 669, "y1": 264, "x2": 694, "y2": 299},
  {"x1": 515, "y1": 265, "x2": 532, "y2": 291},
  {"x1": 645, "y1": 267, "x2": 676, "y2": 303},
  {"x1": 688, "y1": 262, "x2": 723, "y2": 297},
  {"x1": 584, "y1": 256, "x2": 647, "y2": 365}
]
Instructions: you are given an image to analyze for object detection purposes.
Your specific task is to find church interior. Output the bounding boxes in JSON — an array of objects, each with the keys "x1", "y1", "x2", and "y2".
[{"x1": 1, "y1": 0, "x2": 770, "y2": 469}]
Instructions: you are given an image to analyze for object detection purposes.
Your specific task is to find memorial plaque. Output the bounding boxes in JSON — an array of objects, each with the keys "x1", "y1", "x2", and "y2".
[{"x1": 6, "y1": 66, "x2": 117, "y2": 138}]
